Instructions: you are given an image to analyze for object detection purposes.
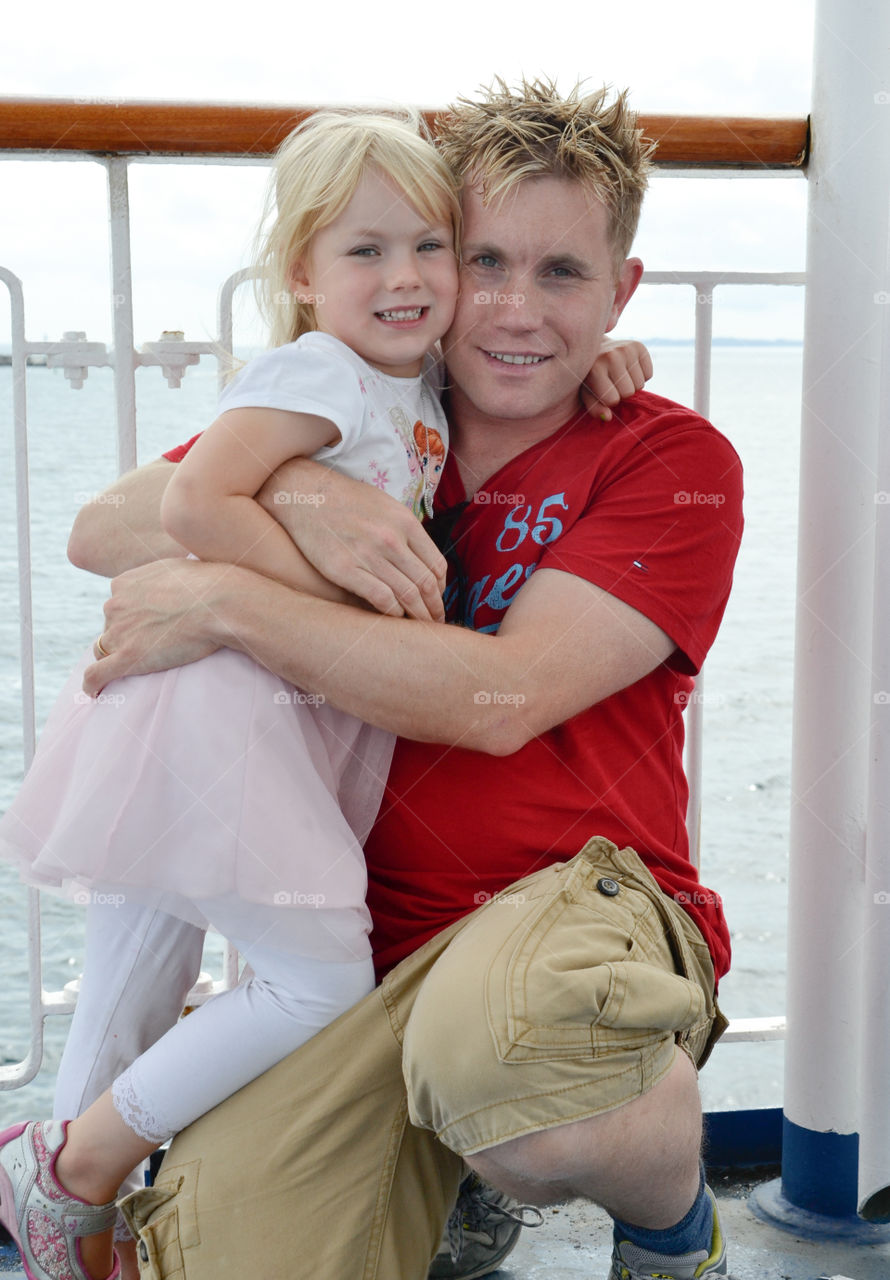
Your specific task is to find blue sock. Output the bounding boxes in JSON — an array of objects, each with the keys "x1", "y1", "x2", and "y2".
[{"x1": 612, "y1": 1162, "x2": 713, "y2": 1257}]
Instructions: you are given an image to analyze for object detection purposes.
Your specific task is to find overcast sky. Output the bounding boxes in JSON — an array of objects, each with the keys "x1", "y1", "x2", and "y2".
[{"x1": 1, "y1": 0, "x2": 818, "y2": 347}]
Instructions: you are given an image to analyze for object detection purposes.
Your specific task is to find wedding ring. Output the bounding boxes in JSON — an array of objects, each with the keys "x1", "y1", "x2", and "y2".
[{"x1": 94, "y1": 635, "x2": 110, "y2": 659}]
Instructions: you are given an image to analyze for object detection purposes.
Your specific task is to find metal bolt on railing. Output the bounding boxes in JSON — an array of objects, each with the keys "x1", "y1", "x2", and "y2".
[
  {"x1": 45, "y1": 331, "x2": 111, "y2": 389},
  {"x1": 139, "y1": 330, "x2": 214, "y2": 388}
]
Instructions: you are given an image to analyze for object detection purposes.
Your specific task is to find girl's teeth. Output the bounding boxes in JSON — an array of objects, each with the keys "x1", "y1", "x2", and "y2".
[{"x1": 379, "y1": 308, "x2": 423, "y2": 321}]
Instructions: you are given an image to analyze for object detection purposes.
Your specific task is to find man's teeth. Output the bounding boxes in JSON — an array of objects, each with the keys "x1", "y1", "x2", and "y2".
[
  {"x1": 487, "y1": 352, "x2": 546, "y2": 365},
  {"x1": 378, "y1": 308, "x2": 424, "y2": 321}
]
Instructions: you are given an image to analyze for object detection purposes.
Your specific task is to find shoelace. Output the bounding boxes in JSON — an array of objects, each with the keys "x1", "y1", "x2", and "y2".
[{"x1": 445, "y1": 1178, "x2": 544, "y2": 1265}]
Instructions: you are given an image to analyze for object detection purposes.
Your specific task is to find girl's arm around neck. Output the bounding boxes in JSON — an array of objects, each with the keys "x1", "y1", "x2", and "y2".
[{"x1": 160, "y1": 406, "x2": 355, "y2": 603}]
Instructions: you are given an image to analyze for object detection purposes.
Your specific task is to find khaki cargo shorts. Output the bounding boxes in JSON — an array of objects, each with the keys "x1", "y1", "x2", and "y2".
[
  {"x1": 122, "y1": 836, "x2": 725, "y2": 1279},
  {"x1": 398, "y1": 834, "x2": 725, "y2": 1155}
]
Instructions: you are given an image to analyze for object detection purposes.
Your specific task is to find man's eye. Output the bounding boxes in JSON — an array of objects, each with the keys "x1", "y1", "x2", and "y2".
[
  {"x1": 469, "y1": 255, "x2": 499, "y2": 270},
  {"x1": 548, "y1": 265, "x2": 575, "y2": 278}
]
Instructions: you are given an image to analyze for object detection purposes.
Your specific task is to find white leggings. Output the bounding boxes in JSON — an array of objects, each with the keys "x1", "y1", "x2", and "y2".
[{"x1": 55, "y1": 897, "x2": 373, "y2": 1166}]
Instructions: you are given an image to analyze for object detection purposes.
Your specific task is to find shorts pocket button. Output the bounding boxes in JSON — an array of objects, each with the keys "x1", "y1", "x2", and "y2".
[{"x1": 596, "y1": 877, "x2": 620, "y2": 896}]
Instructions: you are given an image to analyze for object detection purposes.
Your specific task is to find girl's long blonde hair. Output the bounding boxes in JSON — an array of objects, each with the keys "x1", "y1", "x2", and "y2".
[{"x1": 254, "y1": 111, "x2": 462, "y2": 349}]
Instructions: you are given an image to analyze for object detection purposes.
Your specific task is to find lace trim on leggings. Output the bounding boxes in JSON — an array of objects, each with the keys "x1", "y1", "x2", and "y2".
[{"x1": 112, "y1": 1066, "x2": 174, "y2": 1145}]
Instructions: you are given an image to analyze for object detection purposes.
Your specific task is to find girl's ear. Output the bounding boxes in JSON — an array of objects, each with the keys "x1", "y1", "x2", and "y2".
[{"x1": 287, "y1": 258, "x2": 311, "y2": 291}]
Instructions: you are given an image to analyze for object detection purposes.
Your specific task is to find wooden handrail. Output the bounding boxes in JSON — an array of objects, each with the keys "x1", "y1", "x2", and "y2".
[{"x1": 0, "y1": 99, "x2": 809, "y2": 169}]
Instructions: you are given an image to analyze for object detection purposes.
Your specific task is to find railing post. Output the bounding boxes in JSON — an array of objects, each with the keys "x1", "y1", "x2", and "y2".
[
  {"x1": 751, "y1": 0, "x2": 890, "y2": 1240},
  {"x1": 106, "y1": 157, "x2": 138, "y2": 474}
]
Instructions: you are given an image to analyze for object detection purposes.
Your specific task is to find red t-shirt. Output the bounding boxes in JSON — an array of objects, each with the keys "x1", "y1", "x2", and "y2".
[
  {"x1": 164, "y1": 393, "x2": 743, "y2": 981},
  {"x1": 364, "y1": 392, "x2": 743, "y2": 981}
]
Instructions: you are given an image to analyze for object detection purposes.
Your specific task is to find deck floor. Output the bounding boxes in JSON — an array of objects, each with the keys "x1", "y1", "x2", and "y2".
[{"x1": 2, "y1": 1173, "x2": 889, "y2": 1278}]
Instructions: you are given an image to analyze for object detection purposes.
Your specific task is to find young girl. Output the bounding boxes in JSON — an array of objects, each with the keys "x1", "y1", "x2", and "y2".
[{"x1": 0, "y1": 110, "x2": 461, "y2": 1280}]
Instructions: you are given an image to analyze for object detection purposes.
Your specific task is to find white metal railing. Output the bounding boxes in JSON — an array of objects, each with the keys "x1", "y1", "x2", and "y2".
[{"x1": 0, "y1": 153, "x2": 805, "y2": 1084}]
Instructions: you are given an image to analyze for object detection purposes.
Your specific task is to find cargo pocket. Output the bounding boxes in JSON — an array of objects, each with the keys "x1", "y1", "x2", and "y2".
[
  {"x1": 119, "y1": 1185, "x2": 185, "y2": 1280},
  {"x1": 485, "y1": 863, "x2": 708, "y2": 1064}
]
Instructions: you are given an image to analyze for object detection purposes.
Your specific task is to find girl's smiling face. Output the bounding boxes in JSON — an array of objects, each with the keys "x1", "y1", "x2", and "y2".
[{"x1": 292, "y1": 168, "x2": 458, "y2": 378}]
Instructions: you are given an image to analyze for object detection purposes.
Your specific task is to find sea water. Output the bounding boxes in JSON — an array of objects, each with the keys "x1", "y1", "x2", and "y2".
[{"x1": 0, "y1": 343, "x2": 801, "y2": 1121}]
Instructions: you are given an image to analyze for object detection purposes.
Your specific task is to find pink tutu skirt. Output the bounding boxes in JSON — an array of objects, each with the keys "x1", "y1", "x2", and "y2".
[{"x1": 0, "y1": 647, "x2": 395, "y2": 960}]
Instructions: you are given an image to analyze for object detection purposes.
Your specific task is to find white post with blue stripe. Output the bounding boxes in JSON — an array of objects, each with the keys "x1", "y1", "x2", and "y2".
[{"x1": 751, "y1": 0, "x2": 890, "y2": 1239}]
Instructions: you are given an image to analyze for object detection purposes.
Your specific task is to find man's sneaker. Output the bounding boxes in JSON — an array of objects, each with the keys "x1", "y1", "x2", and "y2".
[
  {"x1": 609, "y1": 1186, "x2": 727, "y2": 1279},
  {"x1": 428, "y1": 1173, "x2": 543, "y2": 1279}
]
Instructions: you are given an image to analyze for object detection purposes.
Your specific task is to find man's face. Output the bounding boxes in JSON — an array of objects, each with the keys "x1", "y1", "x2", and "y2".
[{"x1": 443, "y1": 176, "x2": 642, "y2": 433}]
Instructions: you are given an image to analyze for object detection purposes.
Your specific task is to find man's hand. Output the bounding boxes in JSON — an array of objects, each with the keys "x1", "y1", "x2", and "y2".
[
  {"x1": 257, "y1": 460, "x2": 447, "y2": 622},
  {"x1": 83, "y1": 558, "x2": 235, "y2": 695},
  {"x1": 581, "y1": 338, "x2": 653, "y2": 421}
]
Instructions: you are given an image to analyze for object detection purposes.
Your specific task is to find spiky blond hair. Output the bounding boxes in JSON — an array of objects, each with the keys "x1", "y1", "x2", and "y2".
[
  {"x1": 254, "y1": 111, "x2": 462, "y2": 349},
  {"x1": 435, "y1": 78, "x2": 654, "y2": 268}
]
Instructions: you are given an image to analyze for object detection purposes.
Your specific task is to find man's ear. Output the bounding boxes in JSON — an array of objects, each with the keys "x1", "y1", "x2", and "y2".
[{"x1": 605, "y1": 257, "x2": 644, "y2": 333}]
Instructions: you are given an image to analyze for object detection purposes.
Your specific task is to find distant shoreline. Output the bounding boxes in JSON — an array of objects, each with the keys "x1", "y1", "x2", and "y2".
[{"x1": 0, "y1": 339, "x2": 805, "y2": 365}]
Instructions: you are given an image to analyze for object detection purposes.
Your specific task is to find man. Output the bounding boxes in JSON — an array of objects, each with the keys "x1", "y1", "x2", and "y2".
[{"x1": 72, "y1": 80, "x2": 742, "y2": 1280}]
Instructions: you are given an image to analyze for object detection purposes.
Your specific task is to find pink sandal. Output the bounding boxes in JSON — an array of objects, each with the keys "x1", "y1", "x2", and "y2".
[{"x1": 0, "y1": 1121, "x2": 120, "y2": 1280}]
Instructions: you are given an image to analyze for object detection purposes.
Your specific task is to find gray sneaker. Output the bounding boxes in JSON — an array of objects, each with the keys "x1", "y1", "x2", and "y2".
[
  {"x1": 428, "y1": 1174, "x2": 543, "y2": 1279},
  {"x1": 608, "y1": 1186, "x2": 727, "y2": 1279}
]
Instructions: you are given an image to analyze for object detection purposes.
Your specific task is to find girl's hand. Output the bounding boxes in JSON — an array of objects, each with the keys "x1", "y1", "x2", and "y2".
[
  {"x1": 257, "y1": 460, "x2": 447, "y2": 623},
  {"x1": 581, "y1": 338, "x2": 653, "y2": 421}
]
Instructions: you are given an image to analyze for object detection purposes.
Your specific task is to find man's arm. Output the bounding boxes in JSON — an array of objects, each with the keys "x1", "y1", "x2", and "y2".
[
  {"x1": 83, "y1": 557, "x2": 674, "y2": 756},
  {"x1": 67, "y1": 459, "x2": 185, "y2": 577}
]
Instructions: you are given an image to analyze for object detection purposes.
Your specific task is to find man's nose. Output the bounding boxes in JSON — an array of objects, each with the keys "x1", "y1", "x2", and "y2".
[{"x1": 490, "y1": 279, "x2": 541, "y2": 328}]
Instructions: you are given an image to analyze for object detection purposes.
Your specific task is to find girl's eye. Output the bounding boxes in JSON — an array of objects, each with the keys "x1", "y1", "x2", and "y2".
[
  {"x1": 350, "y1": 246, "x2": 379, "y2": 257},
  {"x1": 418, "y1": 241, "x2": 444, "y2": 253}
]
